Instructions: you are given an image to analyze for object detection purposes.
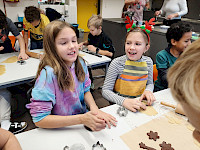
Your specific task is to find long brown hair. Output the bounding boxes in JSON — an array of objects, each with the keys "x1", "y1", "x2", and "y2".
[{"x1": 36, "y1": 20, "x2": 85, "y2": 91}]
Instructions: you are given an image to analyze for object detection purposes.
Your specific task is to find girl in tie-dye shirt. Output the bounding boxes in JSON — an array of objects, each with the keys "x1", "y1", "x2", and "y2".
[{"x1": 26, "y1": 21, "x2": 117, "y2": 131}]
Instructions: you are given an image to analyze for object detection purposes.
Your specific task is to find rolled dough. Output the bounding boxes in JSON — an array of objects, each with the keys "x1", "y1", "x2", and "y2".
[
  {"x1": 1, "y1": 56, "x2": 18, "y2": 63},
  {"x1": 0, "y1": 65, "x2": 6, "y2": 75}
]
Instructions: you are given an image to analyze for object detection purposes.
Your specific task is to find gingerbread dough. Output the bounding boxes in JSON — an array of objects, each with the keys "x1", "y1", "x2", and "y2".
[
  {"x1": 159, "y1": 141, "x2": 174, "y2": 150},
  {"x1": 194, "y1": 138, "x2": 200, "y2": 148},
  {"x1": 0, "y1": 65, "x2": 6, "y2": 75},
  {"x1": 79, "y1": 53, "x2": 85, "y2": 57},
  {"x1": 139, "y1": 106, "x2": 158, "y2": 116},
  {"x1": 186, "y1": 123, "x2": 195, "y2": 131},
  {"x1": 165, "y1": 115, "x2": 182, "y2": 124},
  {"x1": 147, "y1": 131, "x2": 159, "y2": 141},
  {"x1": 1, "y1": 56, "x2": 18, "y2": 63},
  {"x1": 139, "y1": 142, "x2": 156, "y2": 150}
]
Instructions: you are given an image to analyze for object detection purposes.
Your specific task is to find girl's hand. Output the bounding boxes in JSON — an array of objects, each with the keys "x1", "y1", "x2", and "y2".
[
  {"x1": 123, "y1": 98, "x2": 146, "y2": 112},
  {"x1": 0, "y1": 46, "x2": 4, "y2": 51},
  {"x1": 139, "y1": 90, "x2": 156, "y2": 106},
  {"x1": 125, "y1": 0, "x2": 139, "y2": 4},
  {"x1": 81, "y1": 111, "x2": 106, "y2": 131},
  {"x1": 93, "y1": 109, "x2": 117, "y2": 129},
  {"x1": 78, "y1": 42, "x2": 84, "y2": 50},
  {"x1": 87, "y1": 45, "x2": 96, "y2": 52},
  {"x1": 18, "y1": 52, "x2": 29, "y2": 60},
  {"x1": 155, "y1": 11, "x2": 161, "y2": 16}
]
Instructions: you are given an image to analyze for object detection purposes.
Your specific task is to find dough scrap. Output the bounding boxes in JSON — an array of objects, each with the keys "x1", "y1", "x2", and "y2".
[
  {"x1": 1, "y1": 56, "x2": 18, "y2": 63},
  {"x1": 79, "y1": 53, "x2": 85, "y2": 57},
  {"x1": 0, "y1": 65, "x2": 6, "y2": 75},
  {"x1": 186, "y1": 123, "x2": 195, "y2": 131},
  {"x1": 194, "y1": 138, "x2": 200, "y2": 148},
  {"x1": 139, "y1": 106, "x2": 158, "y2": 116},
  {"x1": 165, "y1": 115, "x2": 182, "y2": 124}
]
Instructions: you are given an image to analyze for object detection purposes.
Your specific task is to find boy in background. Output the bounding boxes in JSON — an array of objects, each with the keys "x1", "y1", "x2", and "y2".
[
  {"x1": 154, "y1": 22, "x2": 192, "y2": 92},
  {"x1": 23, "y1": 6, "x2": 50, "y2": 50},
  {"x1": 79, "y1": 15, "x2": 114, "y2": 58},
  {"x1": 168, "y1": 39, "x2": 200, "y2": 143},
  {"x1": 0, "y1": 10, "x2": 27, "y2": 134},
  {"x1": 0, "y1": 9, "x2": 27, "y2": 59}
]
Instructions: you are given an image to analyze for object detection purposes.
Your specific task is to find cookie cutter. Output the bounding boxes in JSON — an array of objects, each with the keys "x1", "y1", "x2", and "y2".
[
  {"x1": 63, "y1": 143, "x2": 85, "y2": 150},
  {"x1": 17, "y1": 59, "x2": 26, "y2": 65},
  {"x1": 117, "y1": 106, "x2": 128, "y2": 117},
  {"x1": 92, "y1": 141, "x2": 106, "y2": 150},
  {"x1": 63, "y1": 145, "x2": 69, "y2": 150}
]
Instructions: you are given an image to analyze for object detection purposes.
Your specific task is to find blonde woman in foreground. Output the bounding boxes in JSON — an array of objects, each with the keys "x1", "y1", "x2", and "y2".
[{"x1": 168, "y1": 38, "x2": 200, "y2": 143}]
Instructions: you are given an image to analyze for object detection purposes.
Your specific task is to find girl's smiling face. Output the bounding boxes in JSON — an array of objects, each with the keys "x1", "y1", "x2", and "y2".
[
  {"x1": 125, "y1": 32, "x2": 149, "y2": 61},
  {"x1": 55, "y1": 27, "x2": 78, "y2": 67}
]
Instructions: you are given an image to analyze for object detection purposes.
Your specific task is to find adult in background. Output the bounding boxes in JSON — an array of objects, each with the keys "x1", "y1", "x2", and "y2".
[
  {"x1": 123, "y1": 0, "x2": 150, "y2": 26},
  {"x1": 154, "y1": 0, "x2": 188, "y2": 26}
]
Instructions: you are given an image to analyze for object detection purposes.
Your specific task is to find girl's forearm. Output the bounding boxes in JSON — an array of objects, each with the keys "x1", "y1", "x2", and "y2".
[
  {"x1": 35, "y1": 114, "x2": 84, "y2": 128},
  {"x1": 84, "y1": 91, "x2": 99, "y2": 111}
]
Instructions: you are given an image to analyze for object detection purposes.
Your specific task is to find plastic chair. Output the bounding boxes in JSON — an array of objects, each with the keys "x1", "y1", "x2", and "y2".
[
  {"x1": 22, "y1": 30, "x2": 30, "y2": 38},
  {"x1": 153, "y1": 64, "x2": 158, "y2": 82},
  {"x1": 8, "y1": 35, "x2": 16, "y2": 51},
  {"x1": 89, "y1": 47, "x2": 115, "y2": 90}
]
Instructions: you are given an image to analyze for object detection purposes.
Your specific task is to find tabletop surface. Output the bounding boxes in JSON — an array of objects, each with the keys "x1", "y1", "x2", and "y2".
[
  {"x1": 16, "y1": 89, "x2": 181, "y2": 150},
  {"x1": 0, "y1": 50, "x2": 111, "y2": 88}
]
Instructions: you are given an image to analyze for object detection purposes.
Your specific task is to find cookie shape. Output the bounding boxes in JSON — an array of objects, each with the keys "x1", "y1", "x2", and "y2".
[
  {"x1": 139, "y1": 142, "x2": 156, "y2": 150},
  {"x1": 159, "y1": 141, "x2": 174, "y2": 150},
  {"x1": 147, "y1": 131, "x2": 159, "y2": 141}
]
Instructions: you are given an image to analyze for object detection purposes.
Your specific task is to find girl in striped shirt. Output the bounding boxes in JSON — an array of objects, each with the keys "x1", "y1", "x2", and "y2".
[{"x1": 102, "y1": 28, "x2": 155, "y2": 112}]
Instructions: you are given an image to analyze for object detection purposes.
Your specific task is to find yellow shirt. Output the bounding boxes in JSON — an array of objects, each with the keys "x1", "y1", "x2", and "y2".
[{"x1": 23, "y1": 14, "x2": 50, "y2": 41}]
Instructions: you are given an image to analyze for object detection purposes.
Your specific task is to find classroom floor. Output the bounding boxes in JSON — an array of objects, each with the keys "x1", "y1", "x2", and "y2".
[{"x1": 12, "y1": 32, "x2": 111, "y2": 133}]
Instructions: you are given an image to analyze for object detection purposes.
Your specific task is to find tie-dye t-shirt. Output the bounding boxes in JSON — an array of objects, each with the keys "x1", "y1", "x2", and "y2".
[{"x1": 26, "y1": 58, "x2": 91, "y2": 123}]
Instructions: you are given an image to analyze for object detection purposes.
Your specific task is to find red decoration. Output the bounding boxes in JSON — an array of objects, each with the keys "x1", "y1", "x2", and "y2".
[{"x1": 145, "y1": 18, "x2": 155, "y2": 32}]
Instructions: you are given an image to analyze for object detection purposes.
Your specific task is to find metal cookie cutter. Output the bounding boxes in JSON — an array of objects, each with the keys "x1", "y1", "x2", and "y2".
[
  {"x1": 117, "y1": 106, "x2": 128, "y2": 117},
  {"x1": 92, "y1": 141, "x2": 106, "y2": 150},
  {"x1": 63, "y1": 145, "x2": 69, "y2": 150},
  {"x1": 17, "y1": 59, "x2": 26, "y2": 65},
  {"x1": 63, "y1": 143, "x2": 85, "y2": 150}
]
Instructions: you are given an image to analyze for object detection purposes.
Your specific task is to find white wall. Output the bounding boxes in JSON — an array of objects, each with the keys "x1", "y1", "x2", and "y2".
[
  {"x1": 39, "y1": 0, "x2": 77, "y2": 24},
  {"x1": 101, "y1": 0, "x2": 124, "y2": 18},
  {"x1": 0, "y1": 0, "x2": 38, "y2": 22},
  {"x1": 1, "y1": 0, "x2": 124, "y2": 23}
]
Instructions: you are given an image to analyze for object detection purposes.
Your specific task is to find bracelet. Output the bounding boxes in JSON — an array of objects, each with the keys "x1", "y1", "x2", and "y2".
[{"x1": 96, "y1": 47, "x2": 100, "y2": 54}]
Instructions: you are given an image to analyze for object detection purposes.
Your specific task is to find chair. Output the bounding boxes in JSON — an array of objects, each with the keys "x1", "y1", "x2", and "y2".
[
  {"x1": 8, "y1": 35, "x2": 16, "y2": 50},
  {"x1": 89, "y1": 47, "x2": 115, "y2": 90},
  {"x1": 153, "y1": 64, "x2": 158, "y2": 82},
  {"x1": 22, "y1": 30, "x2": 30, "y2": 38},
  {"x1": 14, "y1": 30, "x2": 31, "y2": 51}
]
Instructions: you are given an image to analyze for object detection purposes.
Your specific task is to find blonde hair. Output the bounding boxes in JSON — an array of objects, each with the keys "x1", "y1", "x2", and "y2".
[
  {"x1": 36, "y1": 20, "x2": 85, "y2": 91},
  {"x1": 87, "y1": 14, "x2": 102, "y2": 29},
  {"x1": 168, "y1": 38, "x2": 200, "y2": 110}
]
